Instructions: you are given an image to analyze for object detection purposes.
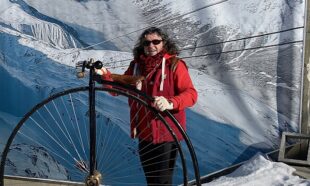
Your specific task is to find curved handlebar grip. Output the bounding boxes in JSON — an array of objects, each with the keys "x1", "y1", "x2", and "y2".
[
  {"x1": 75, "y1": 59, "x2": 104, "y2": 79},
  {"x1": 76, "y1": 60, "x2": 86, "y2": 68}
]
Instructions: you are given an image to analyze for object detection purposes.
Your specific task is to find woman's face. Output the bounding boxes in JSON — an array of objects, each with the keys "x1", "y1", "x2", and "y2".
[{"x1": 143, "y1": 33, "x2": 164, "y2": 56}]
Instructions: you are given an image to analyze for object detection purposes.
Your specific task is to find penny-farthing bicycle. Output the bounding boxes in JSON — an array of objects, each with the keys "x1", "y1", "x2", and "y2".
[{"x1": 0, "y1": 59, "x2": 201, "y2": 186}]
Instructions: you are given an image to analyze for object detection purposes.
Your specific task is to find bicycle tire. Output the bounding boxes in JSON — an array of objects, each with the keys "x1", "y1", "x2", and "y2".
[{"x1": 0, "y1": 83, "x2": 199, "y2": 186}]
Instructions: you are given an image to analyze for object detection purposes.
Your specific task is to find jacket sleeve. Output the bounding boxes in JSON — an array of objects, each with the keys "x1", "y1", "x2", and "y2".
[
  {"x1": 100, "y1": 61, "x2": 134, "y2": 96},
  {"x1": 124, "y1": 61, "x2": 135, "y2": 75},
  {"x1": 168, "y1": 61, "x2": 198, "y2": 110}
]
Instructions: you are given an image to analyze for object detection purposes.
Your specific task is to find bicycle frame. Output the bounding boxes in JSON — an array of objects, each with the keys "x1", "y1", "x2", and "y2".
[{"x1": 0, "y1": 59, "x2": 201, "y2": 186}]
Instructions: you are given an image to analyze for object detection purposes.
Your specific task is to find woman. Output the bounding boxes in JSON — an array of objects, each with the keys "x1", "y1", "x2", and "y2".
[{"x1": 97, "y1": 27, "x2": 197, "y2": 185}]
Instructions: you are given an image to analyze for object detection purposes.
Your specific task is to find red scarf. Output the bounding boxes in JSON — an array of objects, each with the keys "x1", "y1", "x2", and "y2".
[{"x1": 138, "y1": 51, "x2": 166, "y2": 76}]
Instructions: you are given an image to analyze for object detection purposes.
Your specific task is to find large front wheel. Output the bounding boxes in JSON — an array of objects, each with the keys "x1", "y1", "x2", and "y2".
[{"x1": 0, "y1": 84, "x2": 200, "y2": 185}]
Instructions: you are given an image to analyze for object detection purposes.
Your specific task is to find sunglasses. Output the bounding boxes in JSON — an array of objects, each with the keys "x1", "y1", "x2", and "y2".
[{"x1": 143, "y1": 39, "x2": 163, "y2": 46}]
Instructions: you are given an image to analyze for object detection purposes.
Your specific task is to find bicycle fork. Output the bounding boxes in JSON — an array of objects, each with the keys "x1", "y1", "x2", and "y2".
[{"x1": 78, "y1": 59, "x2": 103, "y2": 186}]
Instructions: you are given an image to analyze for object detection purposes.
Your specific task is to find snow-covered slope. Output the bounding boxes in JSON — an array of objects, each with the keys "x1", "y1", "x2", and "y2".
[
  {"x1": 5, "y1": 143, "x2": 68, "y2": 179},
  {"x1": 203, "y1": 153, "x2": 310, "y2": 186},
  {"x1": 21, "y1": 0, "x2": 147, "y2": 51},
  {"x1": 0, "y1": 2, "x2": 85, "y2": 49},
  {"x1": 191, "y1": 69, "x2": 298, "y2": 146}
]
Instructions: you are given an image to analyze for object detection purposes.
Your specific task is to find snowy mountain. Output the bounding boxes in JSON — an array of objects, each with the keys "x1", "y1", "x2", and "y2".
[
  {"x1": 5, "y1": 143, "x2": 69, "y2": 179},
  {"x1": 0, "y1": 0, "x2": 305, "y2": 183},
  {"x1": 0, "y1": 2, "x2": 86, "y2": 49}
]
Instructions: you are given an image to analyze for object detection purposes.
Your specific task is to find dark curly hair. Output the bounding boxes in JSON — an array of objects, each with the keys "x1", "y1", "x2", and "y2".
[{"x1": 133, "y1": 27, "x2": 179, "y2": 59}]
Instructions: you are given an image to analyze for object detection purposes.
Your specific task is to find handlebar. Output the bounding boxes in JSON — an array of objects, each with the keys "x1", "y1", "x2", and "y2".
[{"x1": 76, "y1": 58, "x2": 103, "y2": 78}]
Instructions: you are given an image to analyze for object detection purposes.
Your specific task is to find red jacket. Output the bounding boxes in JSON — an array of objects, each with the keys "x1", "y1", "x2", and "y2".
[{"x1": 125, "y1": 53, "x2": 197, "y2": 144}]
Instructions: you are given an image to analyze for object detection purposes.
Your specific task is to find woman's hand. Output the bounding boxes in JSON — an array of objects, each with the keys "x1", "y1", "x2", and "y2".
[
  {"x1": 95, "y1": 67, "x2": 108, "y2": 75},
  {"x1": 153, "y1": 96, "x2": 173, "y2": 111}
]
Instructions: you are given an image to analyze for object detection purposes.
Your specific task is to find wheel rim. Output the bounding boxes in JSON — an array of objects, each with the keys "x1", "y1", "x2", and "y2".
[{"x1": 0, "y1": 83, "x2": 200, "y2": 186}]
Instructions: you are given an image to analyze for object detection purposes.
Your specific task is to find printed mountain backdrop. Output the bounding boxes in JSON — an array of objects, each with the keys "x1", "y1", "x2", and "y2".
[{"x1": 0, "y1": 0, "x2": 305, "y2": 182}]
